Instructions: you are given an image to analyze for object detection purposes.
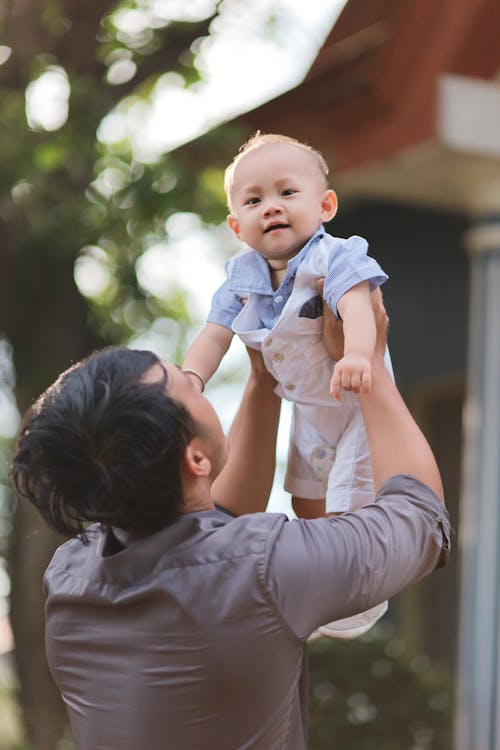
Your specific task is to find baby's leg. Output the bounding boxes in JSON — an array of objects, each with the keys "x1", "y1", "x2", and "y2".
[
  {"x1": 285, "y1": 403, "x2": 340, "y2": 516},
  {"x1": 292, "y1": 496, "x2": 326, "y2": 519}
]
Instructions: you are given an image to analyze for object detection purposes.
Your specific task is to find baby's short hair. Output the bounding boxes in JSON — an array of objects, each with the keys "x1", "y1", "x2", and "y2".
[{"x1": 224, "y1": 132, "x2": 329, "y2": 211}]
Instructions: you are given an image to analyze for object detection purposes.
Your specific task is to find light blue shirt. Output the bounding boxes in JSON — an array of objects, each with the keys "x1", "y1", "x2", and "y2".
[{"x1": 208, "y1": 227, "x2": 388, "y2": 330}]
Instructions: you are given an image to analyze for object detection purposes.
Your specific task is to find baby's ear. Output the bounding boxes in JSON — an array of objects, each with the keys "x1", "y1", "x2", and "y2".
[
  {"x1": 321, "y1": 190, "x2": 338, "y2": 222},
  {"x1": 227, "y1": 214, "x2": 241, "y2": 238}
]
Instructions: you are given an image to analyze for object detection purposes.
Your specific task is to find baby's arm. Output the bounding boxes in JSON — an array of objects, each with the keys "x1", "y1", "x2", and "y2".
[
  {"x1": 182, "y1": 322, "x2": 234, "y2": 391},
  {"x1": 330, "y1": 280, "x2": 376, "y2": 400}
]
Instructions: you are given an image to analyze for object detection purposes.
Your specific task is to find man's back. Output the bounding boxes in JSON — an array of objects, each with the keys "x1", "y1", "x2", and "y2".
[
  {"x1": 44, "y1": 475, "x2": 449, "y2": 750},
  {"x1": 44, "y1": 508, "x2": 309, "y2": 750}
]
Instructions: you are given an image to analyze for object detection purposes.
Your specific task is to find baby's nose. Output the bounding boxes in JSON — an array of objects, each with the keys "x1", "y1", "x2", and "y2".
[{"x1": 262, "y1": 200, "x2": 283, "y2": 217}]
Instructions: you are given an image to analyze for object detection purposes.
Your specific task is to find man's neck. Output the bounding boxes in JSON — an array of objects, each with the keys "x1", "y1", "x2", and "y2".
[
  {"x1": 181, "y1": 497, "x2": 216, "y2": 513},
  {"x1": 181, "y1": 478, "x2": 216, "y2": 514}
]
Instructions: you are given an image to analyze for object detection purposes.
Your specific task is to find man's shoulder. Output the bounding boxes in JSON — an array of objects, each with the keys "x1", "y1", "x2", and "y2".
[
  {"x1": 44, "y1": 527, "x2": 102, "y2": 588},
  {"x1": 213, "y1": 510, "x2": 289, "y2": 555},
  {"x1": 43, "y1": 512, "x2": 292, "y2": 593},
  {"x1": 49, "y1": 526, "x2": 101, "y2": 561}
]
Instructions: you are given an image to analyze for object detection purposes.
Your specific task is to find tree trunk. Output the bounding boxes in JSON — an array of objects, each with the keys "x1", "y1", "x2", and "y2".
[{"x1": 8, "y1": 501, "x2": 68, "y2": 749}]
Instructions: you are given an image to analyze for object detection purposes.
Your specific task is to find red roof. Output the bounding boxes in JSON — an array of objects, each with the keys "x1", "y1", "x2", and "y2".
[{"x1": 234, "y1": 0, "x2": 500, "y2": 173}]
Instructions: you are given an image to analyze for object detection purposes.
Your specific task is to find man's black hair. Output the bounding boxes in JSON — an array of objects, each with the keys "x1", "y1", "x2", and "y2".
[{"x1": 11, "y1": 347, "x2": 196, "y2": 542}]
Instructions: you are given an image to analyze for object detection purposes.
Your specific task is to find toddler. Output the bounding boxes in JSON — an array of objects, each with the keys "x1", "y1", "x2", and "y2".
[{"x1": 183, "y1": 132, "x2": 392, "y2": 639}]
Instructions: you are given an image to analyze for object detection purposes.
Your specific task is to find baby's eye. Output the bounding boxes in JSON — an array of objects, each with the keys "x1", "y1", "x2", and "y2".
[
  {"x1": 282, "y1": 188, "x2": 297, "y2": 197},
  {"x1": 245, "y1": 196, "x2": 260, "y2": 206}
]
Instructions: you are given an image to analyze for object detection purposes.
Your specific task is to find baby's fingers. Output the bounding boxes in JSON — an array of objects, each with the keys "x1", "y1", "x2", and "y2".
[
  {"x1": 348, "y1": 370, "x2": 362, "y2": 393},
  {"x1": 330, "y1": 368, "x2": 342, "y2": 401},
  {"x1": 360, "y1": 369, "x2": 371, "y2": 394}
]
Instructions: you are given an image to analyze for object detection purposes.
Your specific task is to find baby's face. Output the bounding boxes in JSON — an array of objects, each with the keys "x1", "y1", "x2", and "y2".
[{"x1": 227, "y1": 143, "x2": 336, "y2": 268}]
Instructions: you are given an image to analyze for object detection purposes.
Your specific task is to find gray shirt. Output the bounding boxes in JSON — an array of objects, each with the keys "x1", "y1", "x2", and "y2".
[{"x1": 44, "y1": 474, "x2": 450, "y2": 750}]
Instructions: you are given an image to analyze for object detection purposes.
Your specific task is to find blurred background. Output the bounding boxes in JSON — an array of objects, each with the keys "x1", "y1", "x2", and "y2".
[{"x1": 1, "y1": 0, "x2": 500, "y2": 747}]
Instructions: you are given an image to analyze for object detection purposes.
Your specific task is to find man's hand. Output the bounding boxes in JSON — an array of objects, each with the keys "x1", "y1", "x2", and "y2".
[
  {"x1": 330, "y1": 352, "x2": 371, "y2": 401},
  {"x1": 316, "y1": 279, "x2": 344, "y2": 361},
  {"x1": 245, "y1": 345, "x2": 276, "y2": 379}
]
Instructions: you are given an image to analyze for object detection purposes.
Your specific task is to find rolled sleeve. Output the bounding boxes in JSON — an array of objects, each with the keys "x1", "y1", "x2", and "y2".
[
  {"x1": 207, "y1": 278, "x2": 244, "y2": 330},
  {"x1": 264, "y1": 474, "x2": 450, "y2": 640},
  {"x1": 323, "y1": 235, "x2": 388, "y2": 316}
]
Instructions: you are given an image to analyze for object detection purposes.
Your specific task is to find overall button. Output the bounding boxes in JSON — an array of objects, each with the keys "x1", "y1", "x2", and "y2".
[
  {"x1": 273, "y1": 353, "x2": 284, "y2": 363},
  {"x1": 284, "y1": 383, "x2": 296, "y2": 391},
  {"x1": 264, "y1": 338, "x2": 273, "y2": 346}
]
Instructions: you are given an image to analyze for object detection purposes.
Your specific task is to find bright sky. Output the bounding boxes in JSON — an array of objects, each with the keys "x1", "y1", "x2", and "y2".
[{"x1": 98, "y1": 0, "x2": 347, "y2": 160}]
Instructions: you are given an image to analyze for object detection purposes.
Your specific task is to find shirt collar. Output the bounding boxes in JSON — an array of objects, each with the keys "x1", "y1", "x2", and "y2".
[
  {"x1": 110, "y1": 507, "x2": 231, "y2": 551},
  {"x1": 228, "y1": 225, "x2": 326, "y2": 295}
]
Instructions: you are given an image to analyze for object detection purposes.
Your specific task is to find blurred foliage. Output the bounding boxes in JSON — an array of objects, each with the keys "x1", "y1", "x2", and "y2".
[
  {"x1": 308, "y1": 627, "x2": 451, "y2": 750},
  {"x1": 1, "y1": 8, "x2": 216, "y2": 368},
  {"x1": 0, "y1": 0, "x2": 280, "y2": 398}
]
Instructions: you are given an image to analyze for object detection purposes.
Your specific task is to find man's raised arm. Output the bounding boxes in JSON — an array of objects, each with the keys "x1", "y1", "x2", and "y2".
[
  {"x1": 357, "y1": 290, "x2": 444, "y2": 501},
  {"x1": 211, "y1": 348, "x2": 281, "y2": 515}
]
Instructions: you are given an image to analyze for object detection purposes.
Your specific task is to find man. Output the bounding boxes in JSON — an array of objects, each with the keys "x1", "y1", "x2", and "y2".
[{"x1": 11, "y1": 295, "x2": 449, "y2": 750}]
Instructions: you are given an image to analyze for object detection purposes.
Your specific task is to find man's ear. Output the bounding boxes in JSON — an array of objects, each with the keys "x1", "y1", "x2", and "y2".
[
  {"x1": 227, "y1": 214, "x2": 242, "y2": 239},
  {"x1": 321, "y1": 190, "x2": 338, "y2": 222},
  {"x1": 182, "y1": 440, "x2": 211, "y2": 479}
]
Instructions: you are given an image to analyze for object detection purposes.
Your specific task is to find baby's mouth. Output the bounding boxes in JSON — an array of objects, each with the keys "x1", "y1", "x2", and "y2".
[{"x1": 264, "y1": 223, "x2": 289, "y2": 234}]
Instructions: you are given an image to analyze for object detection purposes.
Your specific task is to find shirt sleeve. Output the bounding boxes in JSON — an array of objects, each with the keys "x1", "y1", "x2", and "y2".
[
  {"x1": 264, "y1": 474, "x2": 450, "y2": 640},
  {"x1": 323, "y1": 235, "x2": 388, "y2": 316},
  {"x1": 207, "y1": 278, "x2": 244, "y2": 330}
]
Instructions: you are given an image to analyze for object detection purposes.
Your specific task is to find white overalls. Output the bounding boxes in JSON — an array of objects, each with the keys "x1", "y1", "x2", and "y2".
[{"x1": 231, "y1": 238, "x2": 393, "y2": 513}]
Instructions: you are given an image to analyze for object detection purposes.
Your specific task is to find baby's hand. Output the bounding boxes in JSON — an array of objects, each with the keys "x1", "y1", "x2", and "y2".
[{"x1": 330, "y1": 352, "x2": 372, "y2": 401}]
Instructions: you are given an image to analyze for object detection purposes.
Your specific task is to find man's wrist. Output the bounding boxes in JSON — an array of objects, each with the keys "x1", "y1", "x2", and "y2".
[
  {"x1": 247, "y1": 364, "x2": 277, "y2": 395},
  {"x1": 368, "y1": 356, "x2": 390, "y2": 382},
  {"x1": 182, "y1": 368, "x2": 205, "y2": 392}
]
